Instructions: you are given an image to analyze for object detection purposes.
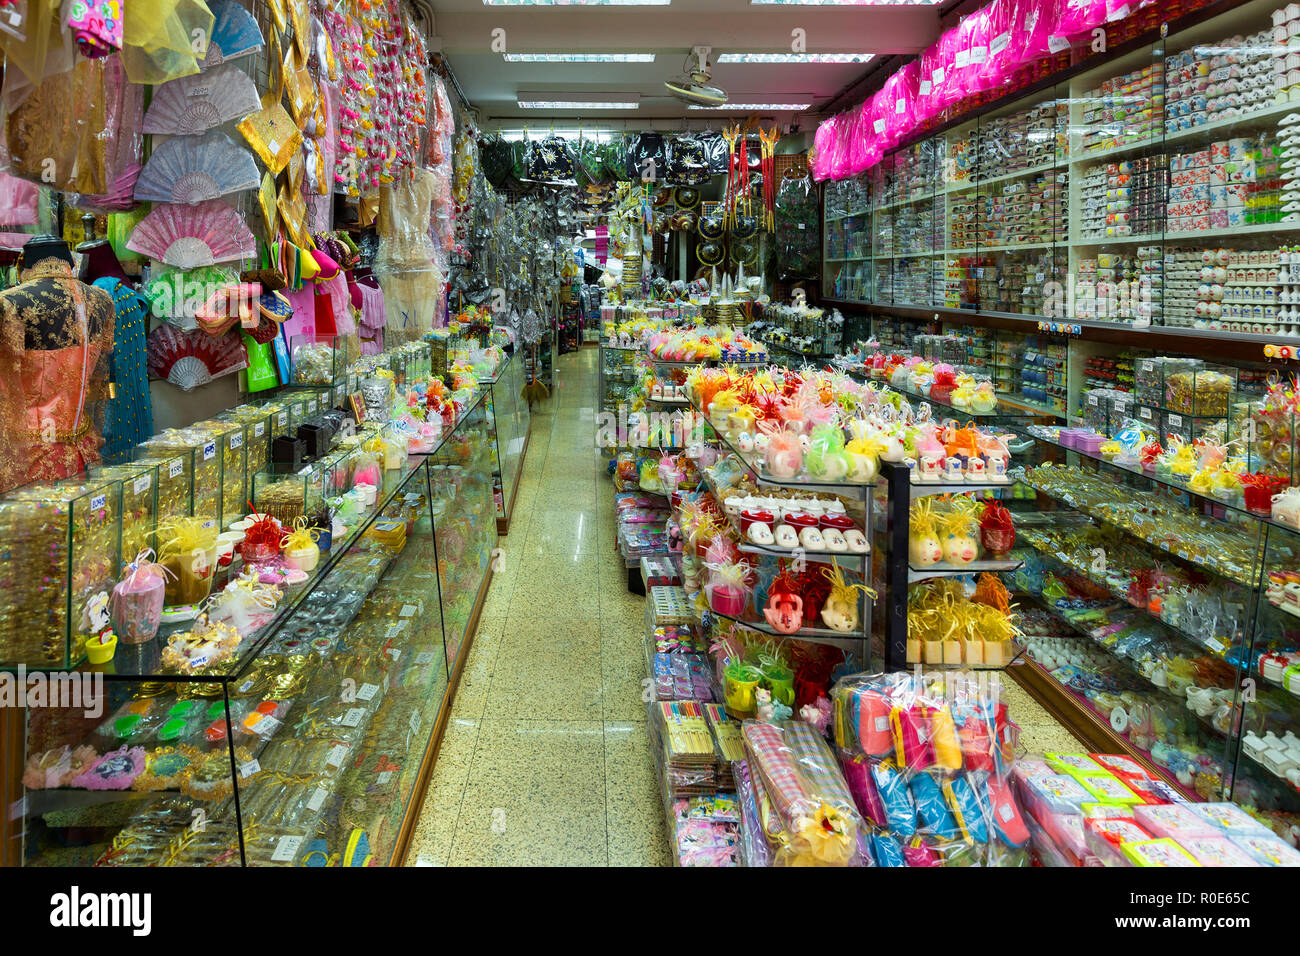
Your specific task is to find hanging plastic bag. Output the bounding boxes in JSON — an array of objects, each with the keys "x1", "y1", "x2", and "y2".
[
  {"x1": 5, "y1": 56, "x2": 109, "y2": 194},
  {"x1": 120, "y1": 0, "x2": 212, "y2": 84},
  {"x1": 773, "y1": 171, "x2": 819, "y2": 281}
]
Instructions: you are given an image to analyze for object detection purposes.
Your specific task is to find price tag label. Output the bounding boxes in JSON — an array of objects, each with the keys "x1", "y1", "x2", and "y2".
[
  {"x1": 203, "y1": 442, "x2": 216, "y2": 460},
  {"x1": 414, "y1": 651, "x2": 436, "y2": 666},
  {"x1": 400, "y1": 604, "x2": 418, "y2": 618},
  {"x1": 1168, "y1": 414, "x2": 1183, "y2": 428},
  {"x1": 1139, "y1": 407, "x2": 1153, "y2": 420},
  {"x1": 254, "y1": 422, "x2": 265, "y2": 437},
  {"x1": 90, "y1": 493, "x2": 106, "y2": 511},
  {"x1": 356, "y1": 682, "x2": 380, "y2": 702},
  {"x1": 932, "y1": 67, "x2": 945, "y2": 85},
  {"x1": 258, "y1": 716, "x2": 283, "y2": 737},
  {"x1": 1204, "y1": 637, "x2": 1225, "y2": 653},
  {"x1": 307, "y1": 788, "x2": 328, "y2": 813},
  {"x1": 271, "y1": 834, "x2": 304, "y2": 863},
  {"x1": 238, "y1": 678, "x2": 256, "y2": 694},
  {"x1": 239, "y1": 760, "x2": 260, "y2": 778},
  {"x1": 340, "y1": 707, "x2": 366, "y2": 728},
  {"x1": 169, "y1": 459, "x2": 184, "y2": 479},
  {"x1": 408, "y1": 710, "x2": 422, "y2": 737},
  {"x1": 277, "y1": 413, "x2": 289, "y2": 428},
  {"x1": 325, "y1": 744, "x2": 348, "y2": 768},
  {"x1": 1087, "y1": 394, "x2": 1099, "y2": 406},
  {"x1": 134, "y1": 475, "x2": 152, "y2": 495},
  {"x1": 386, "y1": 622, "x2": 408, "y2": 640}
]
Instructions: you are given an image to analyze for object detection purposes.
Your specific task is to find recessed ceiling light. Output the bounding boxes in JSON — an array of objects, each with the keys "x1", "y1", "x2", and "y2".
[
  {"x1": 504, "y1": 53, "x2": 656, "y2": 62},
  {"x1": 687, "y1": 102, "x2": 811, "y2": 111},
  {"x1": 717, "y1": 53, "x2": 874, "y2": 64},
  {"x1": 518, "y1": 100, "x2": 641, "y2": 109}
]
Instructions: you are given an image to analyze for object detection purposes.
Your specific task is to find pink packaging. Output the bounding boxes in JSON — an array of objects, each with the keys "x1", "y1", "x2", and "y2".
[
  {"x1": 980, "y1": 0, "x2": 1016, "y2": 93},
  {"x1": 887, "y1": 61, "x2": 921, "y2": 146},
  {"x1": 929, "y1": 26, "x2": 964, "y2": 112},
  {"x1": 952, "y1": 10, "x2": 990, "y2": 101},
  {"x1": 915, "y1": 44, "x2": 944, "y2": 125},
  {"x1": 845, "y1": 102, "x2": 873, "y2": 176},
  {"x1": 1134, "y1": 803, "x2": 1221, "y2": 841},
  {"x1": 1050, "y1": 0, "x2": 1107, "y2": 49}
]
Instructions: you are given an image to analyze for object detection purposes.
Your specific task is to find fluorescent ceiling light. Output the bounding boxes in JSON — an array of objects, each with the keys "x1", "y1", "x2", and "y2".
[
  {"x1": 504, "y1": 53, "x2": 656, "y2": 62},
  {"x1": 688, "y1": 102, "x2": 811, "y2": 111},
  {"x1": 518, "y1": 100, "x2": 640, "y2": 109},
  {"x1": 750, "y1": 0, "x2": 941, "y2": 4},
  {"x1": 486, "y1": 0, "x2": 669, "y2": 5},
  {"x1": 717, "y1": 53, "x2": 874, "y2": 64}
]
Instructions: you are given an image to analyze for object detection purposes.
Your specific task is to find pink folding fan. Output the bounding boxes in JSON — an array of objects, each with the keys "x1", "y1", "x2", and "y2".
[{"x1": 125, "y1": 199, "x2": 256, "y2": 267}]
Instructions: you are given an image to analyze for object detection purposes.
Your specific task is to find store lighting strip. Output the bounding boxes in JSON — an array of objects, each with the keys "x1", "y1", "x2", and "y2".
[
  {"x1": 504, "y1": 53, "x2": 656, "y2": 62},
  {"x1": 687, "y1": 102, "x2": 811, "y2": 111},
  {"x1": 517, "y1": 100, "x2": 640, "y2": 109},
  {"x1": 750, "y1": 0, "x2": 942, "y2": 5},
  {"x1": 717, "y1": 53, "x2": 874, "y2": 63},
  {"x1": 485, "y1": 0, "x2": 670, "y2": 5}
]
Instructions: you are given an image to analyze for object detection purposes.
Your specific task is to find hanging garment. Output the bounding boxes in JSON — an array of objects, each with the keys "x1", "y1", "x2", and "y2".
[
  {"x1": 374, "y1": 168, "x2": 441, "y2": 335},
  {"x1": 0, "y1": 258, "x2": 115, "y2": 493},
  {"x1": 94, "y1": 278, "x2": 154, "y2": 463}
]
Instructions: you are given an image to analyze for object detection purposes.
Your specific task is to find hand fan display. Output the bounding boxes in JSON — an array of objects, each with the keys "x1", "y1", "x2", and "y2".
[
  {"x1": 147, "y1": 324, "x2": 247, "y2": 390},
  {"x1": 134, "y1": 130, "x2": 260, "y2": 204},
  {"x1": 126, "y1": 199, "x2": 256, "y2": 267},
  {"x1": 201, "y1": 0, "x2": 264, "y2": 69},
  {"x1": 143, "y1": 64, "x2": 260, "y2": 135}
]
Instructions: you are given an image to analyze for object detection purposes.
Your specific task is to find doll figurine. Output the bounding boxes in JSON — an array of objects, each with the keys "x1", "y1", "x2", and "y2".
[
  {"x1": 819, "y1": 561, "x2": 876, "y2": 632},
  {"x1": 909, "y1": 499, "x2": 943, "y2": 566},
  {"x1": 939, "y1": 498, "x2": 981, "y2": 566}
]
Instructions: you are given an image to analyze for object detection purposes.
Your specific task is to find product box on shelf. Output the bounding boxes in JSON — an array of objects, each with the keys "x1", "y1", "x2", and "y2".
[
  {"x1": 192, "y1": 419, "x2": 249, "y2": 526},
  {"x1": 88, "y1": 461, "x2": 159, "y2": 562},
  {"x1": 131, "y1": 451, "x2": 193, "y2": 523}
]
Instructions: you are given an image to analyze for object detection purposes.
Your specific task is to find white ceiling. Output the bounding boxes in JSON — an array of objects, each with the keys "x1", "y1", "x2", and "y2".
[{"x1": 426, "y1": 0, "x2": 941, "y2": 123}]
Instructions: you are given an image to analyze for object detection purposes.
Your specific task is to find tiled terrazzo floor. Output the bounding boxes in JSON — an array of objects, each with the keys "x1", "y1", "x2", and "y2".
[{"x1": 406, "y1": 346, "x2": 1081, "y2": 867}]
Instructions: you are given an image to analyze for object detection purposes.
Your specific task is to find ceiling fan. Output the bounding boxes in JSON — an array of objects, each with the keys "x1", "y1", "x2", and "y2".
[{"x1": 664, "y1": 45, "x2": 727, "y2": 107}]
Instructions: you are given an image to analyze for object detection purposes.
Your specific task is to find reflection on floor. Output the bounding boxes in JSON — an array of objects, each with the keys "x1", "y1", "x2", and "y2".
[{"x1": 406, "y1": 346, "x2": 1081, "y2": 867}]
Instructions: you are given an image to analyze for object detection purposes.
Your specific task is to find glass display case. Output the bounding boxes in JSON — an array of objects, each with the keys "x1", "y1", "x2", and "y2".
[
  {"x1": 479, "y1": 350, "x2": 532, "y2": 533},
  {"x1": 1, "y1": 394, "x2": 499, "y2": 867},
  {"x1": 599, "y1": 340, "x2": 642, "y2": 418}
]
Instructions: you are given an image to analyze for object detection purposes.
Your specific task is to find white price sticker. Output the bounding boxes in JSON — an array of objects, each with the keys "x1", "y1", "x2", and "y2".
[
  {"x1": 307, "y1": 788, "x2": 328, "y2": 812},
  {"x1": 254, "y1": 716, "x2": 281, "y2": 737},
  {"x1": 277, "y1": 413, "x2": 288, "y2": 428},
  {"x1": 203, "y1": 442, "x2": 216, "y2": 460},
  {"x1": 169, "y1": 459, "x2": 184, "y2": 479},
  {"x1": 408, "y1": 710, "x2": 422, "y2": 737},
  {"x1": 230, "y1": 433, "x2": 243, "y2": 450},
  {"x1": 400, "y1": 604, "x2": 418, "y2": 618},
  {"x1": 134, "y1": 475, "x2": 152, "y2": 495},
  {"x1": 1168, "y1": 414, "x2": 1183, "y2": 428},
  {"x1": 239, "y1": 760, "x2": 261, "y2": 778},
  {"x1": 386, "y1": 622, "x2": 408, "y2": 640},
  {"x1": 325, "y1": 744, "x2": 348, "y2": 768},
  {"x1": 356, "y1": 682, "x2": 380, "y2": 702},
  {"x1": 271, "y1": 834, "x2": 304, "y2": 863},
  {"x1": 414, "y1": 651, "x2": 436, "y2": 666},
  {"x1": 90, "y1": 493, "x2": 106, "y2": 511},
  {"x1": 254, "y1": 422, "x2": 265, "y2": 437},
  {"x1": 340, "y1": 707, "x2": 366, "y2": 727}
]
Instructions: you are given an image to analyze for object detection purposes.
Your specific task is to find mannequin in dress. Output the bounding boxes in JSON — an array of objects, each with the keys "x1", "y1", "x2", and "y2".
[{"x1": 0, "y1": 235, "x2": 115, "y2": 493}]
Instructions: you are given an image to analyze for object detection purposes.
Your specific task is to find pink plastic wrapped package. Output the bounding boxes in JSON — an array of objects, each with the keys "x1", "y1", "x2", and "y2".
[
  {"x1": 812, "y1": 116, "x2": 837, "y2": 181},
  {"x1": 979, "y1": 0, "x2": 1016, "y2": 94},
  {"x1": 914, "y1": 43, "x2": 945, "y2": 126},
  {"x1": 952, "y1": 9, "x2": 992, "y2": 100},
  {"x1": 928, "y1": 26, "x2": 964, "y2": 113},
  {"x1": 1053, "y1": 0, "x2": 1108, "y2": 45},
  {"x1": 1009, "y1": 0, "x2": 1060, "y2": 66},
  {"x1": 887, "y1": 61, "x2": 921, "y2": 146}
]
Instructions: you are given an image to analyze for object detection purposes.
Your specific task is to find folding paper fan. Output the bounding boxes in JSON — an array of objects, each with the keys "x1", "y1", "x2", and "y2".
[
  {"x1": 147, "y1": 323, "x2": 247, "y2": 391},
  {"x1": 202, "y1": 0, "x2": 263, "y2": 69},
  {"x1": 126, "y1": 199, "x2": 255, "y2": 267},
  {"x1": 134, "y1": 130, "x2": 260, "y2": 205},
  {"x1": 143, "y1": 65, "x2": 261, "y2": 135}
]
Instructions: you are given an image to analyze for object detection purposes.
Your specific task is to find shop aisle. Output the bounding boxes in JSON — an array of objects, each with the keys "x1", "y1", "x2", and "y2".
[
  {"x1": 405, "y1": 347, "x2": 1083, "y2": 867},
  {"x1": 407, "y1": 345, "x2": 672, "y2": 866}
]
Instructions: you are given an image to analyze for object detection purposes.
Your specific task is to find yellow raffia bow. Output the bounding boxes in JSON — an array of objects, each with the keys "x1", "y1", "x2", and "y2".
[
  {"x1": 787, "y1": 802, "x2": 855, "y2": 866},
  {"x1": 281, "y1": 516, "x2": 320, "y2": 552},
  {"x1": 154, "y1": 518, "x2": 218, "y2": 563}
]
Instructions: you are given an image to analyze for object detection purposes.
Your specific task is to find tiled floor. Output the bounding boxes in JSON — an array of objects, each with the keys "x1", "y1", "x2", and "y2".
[
  {"x1": 407, "y1": 346, "x2": 672, "y2": 866},
  {"x1": 406, "y1": 346, "x2": 1081, "y2": 867}
]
